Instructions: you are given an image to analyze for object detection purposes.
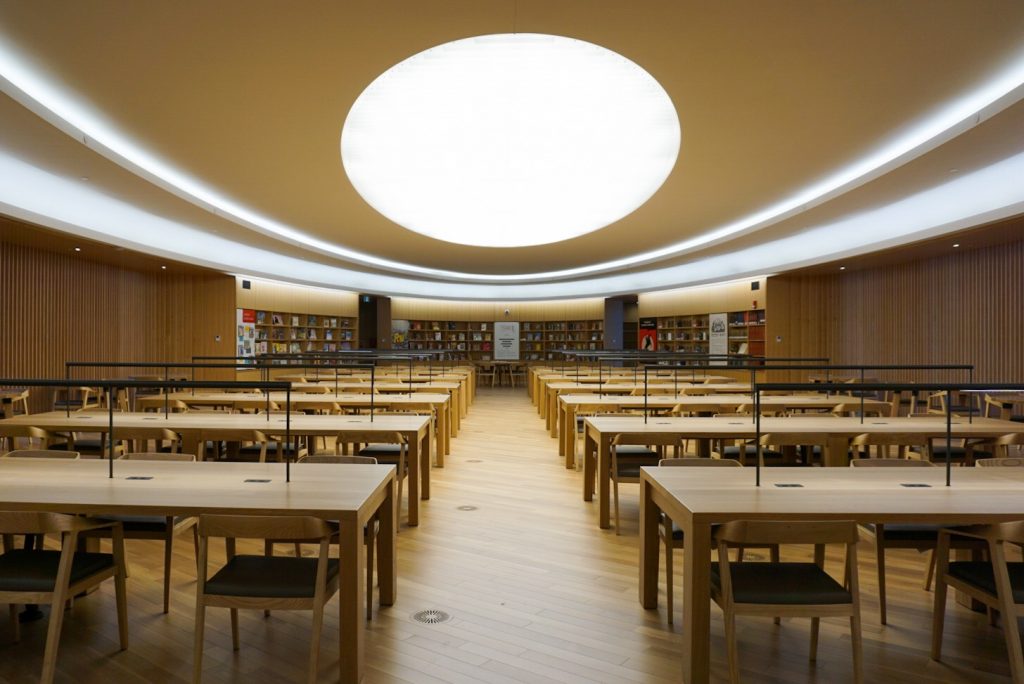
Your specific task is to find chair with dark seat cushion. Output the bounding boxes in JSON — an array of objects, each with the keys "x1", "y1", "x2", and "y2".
[
  {"x1": 932, "y1": 521, "x2": 1024, "y2": 682},
  {"x1": 611, "y1": 433, "x2": 682, "y2": 534},
  {"x1": 0, "y1": 512, "x2": 127, "y2": 684},
  {"x1": 657, "y1": 457, "x2": 776, "y2": 625},
  {"x1": 193, "y1": 514, "x2": 339, "y2": 684},
  {"x1": 282, "y1": 455, "x2": 380, "y2": 618},
  {"x1": 711, "y1": 519, "x2": 863, "y2": 684},
  {"x1": 849, "y1": 457, "x2": 983, "y2": 623},
  {"x1": 87, "y1": 452, "x2": 198, "y2": 613},
  {"x1": 335, "y1": 431, "x2": 408, "y2": 521}
]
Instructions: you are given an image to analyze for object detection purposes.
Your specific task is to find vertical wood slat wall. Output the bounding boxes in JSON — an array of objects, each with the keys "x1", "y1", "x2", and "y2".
[
  {"x1": 767, "y1": 239, "x2": 1024, "y2": 382},
  {"x1": 0, "y1": 240, "x2": 236, "y2": 410}
]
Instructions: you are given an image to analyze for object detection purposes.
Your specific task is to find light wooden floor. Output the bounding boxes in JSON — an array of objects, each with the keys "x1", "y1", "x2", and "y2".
[{"x1": 0, "y1": 388, "x2": 1018, "y2": 682}]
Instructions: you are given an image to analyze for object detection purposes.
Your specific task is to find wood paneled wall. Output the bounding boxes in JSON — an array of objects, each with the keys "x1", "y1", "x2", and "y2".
[
  {"x1": 389, "y1": 296, "x2": 605, "y2": 322},
  {"x1": 234, "y1": 277, "x2": 359, "y2": 316},
  {"x1": 0, "y1": 239, "x2": 236, "y2": 409},
  {"x1": 638, "y1": 277, "x2": 766, "y2": 317},
  {"x1": 767, "y1": 239, "x2": 1024, "y2": 382}
]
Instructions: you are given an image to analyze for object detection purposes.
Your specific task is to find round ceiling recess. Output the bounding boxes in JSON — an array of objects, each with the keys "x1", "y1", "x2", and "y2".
[{"x1": 341, "y1": 33, "x2": 681, "y2": 248}]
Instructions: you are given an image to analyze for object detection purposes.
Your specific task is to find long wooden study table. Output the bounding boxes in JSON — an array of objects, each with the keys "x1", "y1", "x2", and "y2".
[
  {"x1": 583, "y1": 414, "x2": 1024, "y2": 529},
  {"x1": 292, "y1": 381, "x2": 468, "y2": 420},
  {"x1": 137, "y1": 391, "x2": 453, "y2": 462},
  {"x1": 541, "y1": 382, "x2": 751, "y2": 434},
  {"x1": 557, "y1": 393, "x2": 891, "y2": 466},
  {"x1": 639, "y1": 466, "x2": 1024, "y2": 683},
  {"x1": 0, "y1": 457, "x2": 395, "y2": 684},
  {"x1": 0, "y1": 411, "x2": 432, "y2": 525}
]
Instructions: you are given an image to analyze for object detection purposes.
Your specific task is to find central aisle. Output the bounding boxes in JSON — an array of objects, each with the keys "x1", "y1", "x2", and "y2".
[{"x1": 365, "y1": 386, "x2": 680, "y2": 683}]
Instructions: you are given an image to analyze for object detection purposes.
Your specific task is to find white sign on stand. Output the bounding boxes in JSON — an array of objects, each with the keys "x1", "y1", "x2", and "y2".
[
  {"x1": 494, "y1": 322, "x2": 520, "y2": 360},
  {"x1": 709, "y1": 312, "x2": 728, "y2": 365}
]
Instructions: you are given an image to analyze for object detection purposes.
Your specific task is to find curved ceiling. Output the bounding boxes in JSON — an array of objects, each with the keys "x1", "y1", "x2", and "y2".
[{"x1": 0, "y1": 1, "x2": 1023, "y2": 299}]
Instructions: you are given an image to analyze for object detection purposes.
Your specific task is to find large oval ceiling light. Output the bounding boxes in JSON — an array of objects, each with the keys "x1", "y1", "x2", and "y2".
[{"x1": 341, "y1": 33, "x2": 681, "y2": 248}]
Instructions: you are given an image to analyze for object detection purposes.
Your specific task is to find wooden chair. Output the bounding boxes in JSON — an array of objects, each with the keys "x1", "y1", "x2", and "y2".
[
  {"x1": 88, "y1": 452, "x2": 199, "y2": 613},
  {"x1": 657, "y1": 457, "x2": 756, "y2": 624},
  {"x1": 759, "y1": 432, "x2": 831, "y2": 467},
  {"x1": 932, "y1": 522, "x2": 1024, "y2": 682},
  {"x1": 51, "y1": 386, "x2": 101, "y2": 412},
  {"x1": 3, "y1": 449, "x2": 80, "y2": 459},
  {"x1": 0, "y1": 425, "x2": 54, "y2": 453},
  {"x1": 508, "y1": 364, "x2": 527, "y2": 389},
  {"x1": 335, "y1": 431, "x2": 408, "y2": 520},
  {"x1": 711, "y1": 520, "x2": 863, "y2": 684},
  {"x1": 985, "y1": 394, "x2": 1024, "y2": 422},
  {"x1": 212, "y1": 429, "x2": 269, "y2": 462},
  {"x1": 294, "y1": 454, "x2": 380, "y2": 617},
  {"x1": 477, "y1": 364, "x2": 497, "y2": 388},
  {"x1": 850, "y1": 432, "x2": 929, "y2": 461},
  {"x1": 971, "y1": 433, "x2": 1024, "y2": 462},
  {"x1": 849, "y1": 458, "x2": 978, "y2": 623},
  {"x1": 0, "y1": 512, "x2": 128, "y2": 684},
  {"x1": 115, "y1": 426, "x2": 180, "y2": 454},
  {"x1": 192, "y1": 514, "x2": 338, "y2": 684},
  {"x1": 611, "y1": 433, "x2": 682, "y2": 534}
]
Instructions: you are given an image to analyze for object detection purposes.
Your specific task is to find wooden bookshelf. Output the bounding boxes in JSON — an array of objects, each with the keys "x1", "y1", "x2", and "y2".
[
  {"x1": 655, "y1": 309, "x2": 764, "y2": 355},
  {"x1": 403, "y1": 318, "x2": 603, "y2": 360},
  {"x1": 406, "y1": 320, "x2": 494, "y2": 358},
  {"x1": 254, "y1": 310, "x2": 357, "y2": 356},
  {"x1": 521, "y1": 319, "x2": 603, "y2": 361}
]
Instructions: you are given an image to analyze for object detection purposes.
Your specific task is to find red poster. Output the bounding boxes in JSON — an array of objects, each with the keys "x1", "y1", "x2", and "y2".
[
  {"x1": 241, "y1": 308, "x2": 256, "y2": 323},
  {"x1": 638, "y1": 317, "x2": 657, "y2": 351}
]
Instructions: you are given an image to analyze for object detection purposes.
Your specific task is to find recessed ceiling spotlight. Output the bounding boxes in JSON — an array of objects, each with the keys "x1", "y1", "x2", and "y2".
[
  {"x1": 948, "y1": 168, "x2": 959, "y2": 174},
  {"x1": 839, "y1": 266, "x2": 846, "y2": 270},
  {"x1": 342, "y1": 33, "x2": 680, "y2": 247},
  {"x1": 160, "y1": 265, "x2": 167, "y2": 270},
  {"x1": 952, "y1": 243, "x2": 960, "y2": 248},
  {"x1": 73, "y1": 246, "x2": 81, "y2": 252},
  {"x1": 79, "y1": 176, "x2": 89, "y2": 181}
]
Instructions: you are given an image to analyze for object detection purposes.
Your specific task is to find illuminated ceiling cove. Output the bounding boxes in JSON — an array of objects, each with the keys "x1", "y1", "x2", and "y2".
[{"x1": 0, "y1": 3, "x2": 1023, "y2": 298}]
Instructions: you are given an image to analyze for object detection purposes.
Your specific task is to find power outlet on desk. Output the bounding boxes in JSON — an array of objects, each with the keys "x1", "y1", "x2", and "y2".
[
  {"x1": 901, "y1": 483, "x2": 931, "y2": 488},
  {"x1": 126, "y1": 476, "x2": 153, "y2": 481},
  {"x1": 774, "y1": 483, "x2": 803, "y2": 488},
  {"x1": 244, "y1": 479, "x2": 272, "y2": 483}
]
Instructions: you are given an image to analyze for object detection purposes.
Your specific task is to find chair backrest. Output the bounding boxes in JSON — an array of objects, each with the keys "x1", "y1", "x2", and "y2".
[
  {"x1": 0, "y1": 510, "x2": 99, "y2": 534},
  {"x1": 300, "y1": 454, "x2": 377, "y2": 464},
  {"x1": 121, "y1": 452, "x2": 196, "y2": 461},
  {"x1": 975, "y1": 457, "x2": 1024, "y2": 467},
  {"x1": 4, "y1": 449, "x2": 80, "y2": 459},
  {"x1": 851, "y1": 432, "x2": 930, "y2": 448},
  {"x1": 759, "y1": 432, "x2": 830, "y2": 447},
  {"x1": 197, "y1": 514, "x2": 332, "y2": 541},
  {"x1": 658, "y1": 457, "x2": 741, "y2": 467},
  {"x1": 715, "y1": 519, "x2": 860, "y2": 546},
  {"x1": 849, "y1": 457, "x2": 935, "y2": 467}
]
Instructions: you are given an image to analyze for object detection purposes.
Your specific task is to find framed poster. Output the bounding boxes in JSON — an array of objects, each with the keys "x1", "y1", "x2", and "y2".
[
  {"x1": 494, "y1": 321, "x2": 520, "y2": 360},
  {"x1": 638, "y1": 317, "x2": 657, "y2": 352},
  {"x1": 236, "y1": 308, "x2": 257, "y2": 362},
  {"x1": 391, "y1": 319, "x2": 410, "y2": 349},
  {"x1": 709, "y1": 312, "x2": 728, "y2": 364}
]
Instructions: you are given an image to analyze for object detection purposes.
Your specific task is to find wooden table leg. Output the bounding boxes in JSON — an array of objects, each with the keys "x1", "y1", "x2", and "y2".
[
  {"x1": 377, "y1": 478, "x2": 397, "y2": 606},
  {"x1": 599, "y1": 436, "x2": 611, "y2": 529},
  {"x1": 564, "y1": 405, "x2": 576, "y2": 468},
  {"x1": 825, "y1": 435, "x2": 850, "y2": 467},
  {"x1": 420, "y1": 429, "x2": 431, "y2": 500},
  {"x1": 406, "y1": 434, "x2": 420, "y2": 527},
  {"x1": 337, "y1": 516, "x2": 365, "y2": 684},
  {"x1": 639, "y1": 477, "x2": 660, "y2": 608},
  {"x1": 681, "y1": 513, "x2": 712, "y2": 683},
  {"x1": 583, "y1": 426, "x2": 596, "y2": 501}
]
